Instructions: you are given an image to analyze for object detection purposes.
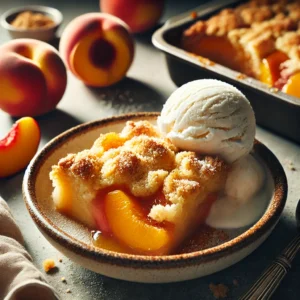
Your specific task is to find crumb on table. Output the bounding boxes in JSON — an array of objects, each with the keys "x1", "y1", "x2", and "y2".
[
  {"x1": 209, "y1": 283, "x2": 229, "y2": 299},
  {"x1": 285, "y1": 159, "x2": 296, "y2": 171},
  {"x1": 233, "y1": 279, "x2": 239, "y2": 286},
  {"x1": 236, "y1": 73, "x2": 247, "y2": 80},
  {"x1": 190, "y1": 11, "x2": 197, "y2": 19},
  {"x1": 43, "y1": 259, "x2": 56, "y2": 273}
]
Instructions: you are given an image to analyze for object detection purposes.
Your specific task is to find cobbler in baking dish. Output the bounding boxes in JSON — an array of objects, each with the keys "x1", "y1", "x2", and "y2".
[{"x1": 182, "y1": 0, "x2": 300, "y2": 98}]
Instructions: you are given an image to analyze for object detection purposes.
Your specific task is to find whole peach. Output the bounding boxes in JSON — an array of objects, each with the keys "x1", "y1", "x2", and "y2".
[
  {"x1": 59, "y1": 13, "x2": 134, "y2": 87},
  {"x1": 0, "y1": 39, "x2": 67, "y2": 117},
  {"x1": 100, "y1": 0, "x2": 165, "y2": 33}
]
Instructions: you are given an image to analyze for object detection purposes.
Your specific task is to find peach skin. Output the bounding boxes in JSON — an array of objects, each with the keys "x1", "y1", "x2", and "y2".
[
  {"x1": 59, "y1": 13, "x2": 134, "y2": 87},
  {"x1": 0, "y1": 39, "x2": 67, "y2": 117},
  {"x1": 0, "y1": 117, "x2": 40, "y2": 178},
  {"x1": 100, "y1": 0, "x2": 165, "y2": 33}
]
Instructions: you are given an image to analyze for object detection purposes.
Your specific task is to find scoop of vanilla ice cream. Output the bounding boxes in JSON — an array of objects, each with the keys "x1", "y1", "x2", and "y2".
[{"x1": 158, "y1": 79, "x2": 256, "y2": 163}]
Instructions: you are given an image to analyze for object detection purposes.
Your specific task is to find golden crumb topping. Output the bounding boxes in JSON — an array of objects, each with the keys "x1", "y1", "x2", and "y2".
[
  {"x1": 50, "y1": 121, "x2": 228, "y2": 222},
  {"x1": 276, "y1": 31, "x2": 300, "y2": 57},
  {"x1": 182, "y1": 0, "x2": 300, "y2": 79}
]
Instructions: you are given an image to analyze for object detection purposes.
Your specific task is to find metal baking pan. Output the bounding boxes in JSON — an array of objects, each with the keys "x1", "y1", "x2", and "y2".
[{"x1": 152, "y1": 0, "x2": 300, "y2": 144}]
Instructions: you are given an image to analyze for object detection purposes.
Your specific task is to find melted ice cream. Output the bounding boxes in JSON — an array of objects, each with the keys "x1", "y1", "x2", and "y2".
[{"x1": 206, "y1": 154, "x2": 273, "y2": 229}]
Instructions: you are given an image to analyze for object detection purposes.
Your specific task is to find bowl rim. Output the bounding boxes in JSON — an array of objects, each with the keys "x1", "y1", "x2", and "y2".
[
  {"x1": 23, "y1": 112, "x2": 288, "y2": 269},
  {"x1": 0, "y1": 5, "x2": 63, "y2": 32}
]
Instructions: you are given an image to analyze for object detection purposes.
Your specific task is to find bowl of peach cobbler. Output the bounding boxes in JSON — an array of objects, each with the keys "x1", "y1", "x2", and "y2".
[{"x1": 23, "y1": 80, "x2": 287, "y2": 283}]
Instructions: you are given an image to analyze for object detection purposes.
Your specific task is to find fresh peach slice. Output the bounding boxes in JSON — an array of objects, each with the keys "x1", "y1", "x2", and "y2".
[
  {"x1": 0, "y1": 117, "x2": 40, "y2": 178},
  {"x1": 282, "y1": 72, "x2": 300, "y2": 98},
  {"x1": 260, "y1": 51, "x2": 289, "y2": 86},
  {"x1": 104, "y1": 190, "x2": 171, "y2": 253}
]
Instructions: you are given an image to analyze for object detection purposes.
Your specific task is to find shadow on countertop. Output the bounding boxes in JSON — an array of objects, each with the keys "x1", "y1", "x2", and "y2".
[{"x1": 86, "y1": 77, "x2": 166, "y2": 114}]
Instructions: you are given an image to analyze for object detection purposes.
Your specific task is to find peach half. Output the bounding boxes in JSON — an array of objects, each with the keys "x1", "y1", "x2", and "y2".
[
  {"x1": 100, "y1": 0, "x2": 165, "y2": 33},
  {"x1": 0, "y1": 39, "x2": 67, "y2": 117},
  {"x1": 59, "y1": 13, "x2": 134, "y2": 87},
  {"x1": 0, "y1": 117, "x2": 40, "y2": 178}
]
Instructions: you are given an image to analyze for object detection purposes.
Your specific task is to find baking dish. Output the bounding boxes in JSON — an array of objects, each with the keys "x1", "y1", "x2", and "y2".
[{"x1": 152, "y1": 0, "x2": 300, "y2": 144}]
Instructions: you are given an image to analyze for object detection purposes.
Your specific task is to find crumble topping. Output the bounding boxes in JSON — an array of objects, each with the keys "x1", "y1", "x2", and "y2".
[
  {"x1": 182, "y1": 0, "x2": 300, "y2": 79},
  {"x1": 50, "y1": 121, "x2": 227, "y2": 223}
]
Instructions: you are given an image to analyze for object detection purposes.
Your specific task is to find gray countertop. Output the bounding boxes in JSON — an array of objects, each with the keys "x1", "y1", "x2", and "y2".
[{"x1": 0, "y1": 0, "x2": 299, "y2": 299}]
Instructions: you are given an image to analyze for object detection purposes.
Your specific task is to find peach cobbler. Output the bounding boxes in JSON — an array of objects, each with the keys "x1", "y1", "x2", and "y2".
[
  {"x1": 50, "y1": 121, "x2": 228, "y2": 255},
  {"x1": 182, "y1": 0, "x2": 300, "y2": 98}
]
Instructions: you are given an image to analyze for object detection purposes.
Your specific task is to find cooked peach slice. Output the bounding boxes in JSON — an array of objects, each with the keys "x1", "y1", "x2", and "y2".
[
  {"x1": 0, "y1": 117, "x2": 40, "y2": 178},
  {"x1": 282, "y1": 72, "x2": 300, "y2": 98},
  {"x1": 92, "y1": 231, "x2": 133, "y2": 254},
  {"x1": 52, "y1": 172, "x2": 73, "y2": 214},
  {"x1": 91, "y1": 132, "x2": 125, "y2": 156},
  {"x1": 104, "y1": 190, "x2": 171, "y2": 254},
  {"x1": 183, "y1": 36, "x2": 241, "y2": 71},
  {"x1": 260, "y1": 51, "x2": 289, "y2": 86}
]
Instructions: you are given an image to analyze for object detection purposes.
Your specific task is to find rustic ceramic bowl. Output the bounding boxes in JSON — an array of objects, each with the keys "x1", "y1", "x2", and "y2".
[
  {"x1": 23, "y1": 112, "x2": 287, "y2": 283},
  {"x1": 1, "y1": 6, "x2": 62, "y2": 42}
]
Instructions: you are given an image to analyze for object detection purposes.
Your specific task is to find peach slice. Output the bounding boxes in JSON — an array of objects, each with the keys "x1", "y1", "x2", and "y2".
[
  {"x1": 260, "y1": 51, "x2": 289, "y2": 86},
  {"x1": 52, "y1": 172, "x2": 73, "y2": 214},
  {"x1": 282, "y1": 72, "x2": 300, "y2": 98},
  {"x1": 91, "y1": 132, "x2": 125, "y2": 156},
  {"x1": 182, "y1": 36, "x2": 241, "y2": 72},
  {"x1": 0, "y1": 117, "x2": 40, "y2": 178},
  {"x1": 104, "y1": 190, "x2": 171, "y2": 253},
  {"x1": 92, "y1": 231, "x2": 133, "y2": 254}
]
